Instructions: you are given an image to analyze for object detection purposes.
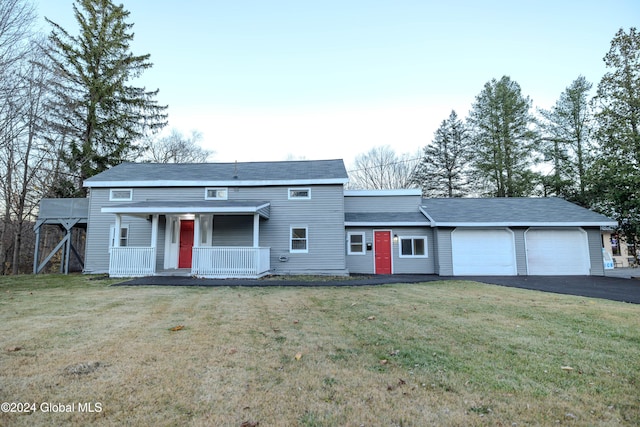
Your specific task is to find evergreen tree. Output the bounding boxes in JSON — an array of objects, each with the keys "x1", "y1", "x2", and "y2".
[
  {"x1": 412, "y1": 110, "x2": 471, "y2": 197},
  {"x1": 42, "y1": 0, "x2": 167, "y2": 196},
  {"x1": 592, "y1": 28, "x2": 640, "y2": 248},
  {"x1": 467, "y1": 76, "x2": 538, "y2": 197},
  {"x1": 538, "y1": 76, "x2": 594, "y2": 206}
]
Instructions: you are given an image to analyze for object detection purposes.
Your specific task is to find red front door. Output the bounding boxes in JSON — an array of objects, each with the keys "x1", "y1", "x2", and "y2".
[
  {"x1": 178, "y1": 220, "x2": 194, "y2": 268},
  {"x1": 374, "y1": 231, "x2": 392, "y2": 274}
]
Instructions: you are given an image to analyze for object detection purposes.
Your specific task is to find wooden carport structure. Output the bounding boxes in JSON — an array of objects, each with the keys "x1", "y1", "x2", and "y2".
[{"x1": 33, "y1": 198, "x2": 88, "y2": 274}]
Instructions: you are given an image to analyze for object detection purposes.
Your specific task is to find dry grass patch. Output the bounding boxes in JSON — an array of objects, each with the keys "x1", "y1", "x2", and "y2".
[{"x1": 1, "y1": 274, "x2": 639, "y2": 426}]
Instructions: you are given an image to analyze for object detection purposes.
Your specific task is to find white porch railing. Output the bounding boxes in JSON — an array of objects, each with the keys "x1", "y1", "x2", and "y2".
[
  {"x1": 109, "y1": 247, "x2": 155, "y2": 277},
  {"x1": 192, "y1": 247, "x2": 270, "y2": 278}
]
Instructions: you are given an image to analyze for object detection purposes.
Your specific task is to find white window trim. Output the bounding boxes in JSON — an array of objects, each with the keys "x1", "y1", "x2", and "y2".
[
  {"x1": 290, "y1": 226, "x2": 309, "y2": 253},
  {"x1": 398, "y1": 236, "x2": 428, "y2": 258},
  {"x1": 109, "y1": 224, "x2": 130, "y2": 251},
  {"x1": 288, "y1": 187, "x2": 311, "y2": 200},
  {"x1": 347, "y1": 232, "x2": 366, "y2": 255},
  {"x1": 204, "y1": 187, "x2": 228, "y2": 200},
  {"x1": 109, "y1": 188, "x2": 133, "y2": 201}
]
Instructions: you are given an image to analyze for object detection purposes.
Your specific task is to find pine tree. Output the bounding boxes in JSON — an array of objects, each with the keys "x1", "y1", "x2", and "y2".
[
  {"x1": 468, "y1": 76, "x2": 538, "y2": 197},
  {"x1": 592, "y1": 27, "x2": 640, "y2": 248},
  {"x1": 538, "y1": 76, "x2": 594, "y2": 206},
  {"x1": 42, "y1": 0, "x2": 167, "y2": 196},
  {"x1": 412, "y1": 110, "x2": 471, "y2": 197}
]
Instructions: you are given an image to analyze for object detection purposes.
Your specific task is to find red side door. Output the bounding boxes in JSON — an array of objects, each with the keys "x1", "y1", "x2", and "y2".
[
  {"x1": 178, "y1": 220, "x2": 194, "y2": 268},
  {"x1": 374, "y1": 230, "x2": 392, "y2": 274}
]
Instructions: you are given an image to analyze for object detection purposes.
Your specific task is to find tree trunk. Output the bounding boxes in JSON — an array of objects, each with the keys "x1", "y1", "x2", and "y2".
[{"x1": 11, "y1": 221, "x2": 22, "y2": 274}]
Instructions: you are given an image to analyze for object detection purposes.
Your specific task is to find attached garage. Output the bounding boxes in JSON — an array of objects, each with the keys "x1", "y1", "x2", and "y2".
[
  {"x1": 525, "y1": 228, "x2": 590, "y2": 275},
  {"x1": 451, "y1": 229, "x2": 517, "y2": 275}
]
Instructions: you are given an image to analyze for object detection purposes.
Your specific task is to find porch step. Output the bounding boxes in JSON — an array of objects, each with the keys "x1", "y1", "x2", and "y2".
[{"x1": 156, "y1": 269, "x2": 192, "y2": 277}]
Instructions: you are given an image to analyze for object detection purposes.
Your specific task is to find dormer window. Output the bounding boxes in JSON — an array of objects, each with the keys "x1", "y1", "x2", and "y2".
[
  {"x1": 205, "y1": 187, "x2": 228, "y2": 200},
  {"x1": 109, "y1": 189, "x2": 132, "y2": 201},
  {"x1": 288, "y1": 188, "x2": 311, "y2": 200}
]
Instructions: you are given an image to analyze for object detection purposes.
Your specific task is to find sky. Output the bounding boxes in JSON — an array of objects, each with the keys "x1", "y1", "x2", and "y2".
[{"x1": 35, "y1": 0, "x2": 640, "y2": 167}]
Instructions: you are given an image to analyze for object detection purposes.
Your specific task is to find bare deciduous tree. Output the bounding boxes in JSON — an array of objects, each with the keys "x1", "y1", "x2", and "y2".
[
  {"x1": 8, "y1": 42, "x2": 53, "y2": 274},
  {"x1": 347, "y1": 145, "x2": 419, "y2": 190},
  {"x1": 0, "y1": 0, "x2": 36, "y2": 274},
  {"x1": 144, "y1": 129, "x2": 213, "y2": 163}
]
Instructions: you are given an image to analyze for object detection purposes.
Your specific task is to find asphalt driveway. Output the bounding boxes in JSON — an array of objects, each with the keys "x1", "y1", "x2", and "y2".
[
  {"x1": 117, "y1": 273, "x2": 640, "y2": 304},
  {"x1": 457, "y1": 274, "x2": 640, "y2": 304}
]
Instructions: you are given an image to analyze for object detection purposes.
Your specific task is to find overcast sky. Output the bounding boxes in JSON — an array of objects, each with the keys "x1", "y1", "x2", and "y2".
[{"x1": 36, "y1": 0, "x2": 640, "y2": 167}]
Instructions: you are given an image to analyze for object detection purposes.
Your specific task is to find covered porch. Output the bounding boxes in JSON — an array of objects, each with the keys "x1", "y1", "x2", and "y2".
[{"x1": 103, "y1": 200, "x2": 271, "y2": 278}]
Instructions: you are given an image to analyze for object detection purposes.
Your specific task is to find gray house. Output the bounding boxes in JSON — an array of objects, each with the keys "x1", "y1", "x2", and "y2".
[
  {"x1": 83, "y1": 159, "x2": 349, "y2": 277},
  {"x1": 79, "y1": 159, "x2": 617, "y2": 278}
]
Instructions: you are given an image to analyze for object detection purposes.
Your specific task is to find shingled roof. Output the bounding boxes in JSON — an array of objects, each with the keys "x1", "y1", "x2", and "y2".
[
  {"x1": 345, "y1": 212, "x2": 430, "y2": 225},
  {"x1": 421, "y1": 197, "x2": 617, "y2": 227},
  {"x1": 84, "y1": 159, "x2": 349, "y2": 187}
]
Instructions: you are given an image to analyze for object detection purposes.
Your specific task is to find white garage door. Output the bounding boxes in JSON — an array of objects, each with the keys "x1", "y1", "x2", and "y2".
[
  {"x1": 526, "y1": 229, "x2": 590, "y2": 275},
  {"x1": 451, "y1": 229, "x2": 517, "y2": 275}
]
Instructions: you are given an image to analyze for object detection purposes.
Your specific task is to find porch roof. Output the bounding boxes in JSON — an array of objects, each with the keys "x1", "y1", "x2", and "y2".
[{"x1": 102, "y1": 200, "x2": 270, "y2": 218}]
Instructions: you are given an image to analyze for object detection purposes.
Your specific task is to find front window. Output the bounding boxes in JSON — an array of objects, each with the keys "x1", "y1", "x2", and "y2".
[
  {"x1": 399, "y1": 236, "x2": 427, "y2": 258},
  {"x1": 200, "y1": 215, "x2": 211, "y2": 245},
  {"x1": 348, "y1": 232, "x2": 366, "y2": 255},
  {"x1": 290, "y1": 226, "x2": 308, "y2": 253},
  {"x1": 110, "y1": 224, "x2": 129, "y2": 248},
  {"x1": 205, "y1": 187, "x2": 228, "y2": 200}
]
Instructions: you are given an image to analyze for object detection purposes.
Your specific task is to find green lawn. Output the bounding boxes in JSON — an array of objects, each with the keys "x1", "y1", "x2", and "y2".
[{"x1": 1, "y1": 274, "x2": 639, "y2": 426}]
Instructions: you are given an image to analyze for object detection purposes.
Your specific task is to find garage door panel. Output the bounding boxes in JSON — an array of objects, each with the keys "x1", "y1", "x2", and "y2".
[
  {"x1": 452, "y1": 229, "x2": 516, "y2": 275},
  {"x1": 526, "y1": 229, "x2": 590, "y2": 275}
]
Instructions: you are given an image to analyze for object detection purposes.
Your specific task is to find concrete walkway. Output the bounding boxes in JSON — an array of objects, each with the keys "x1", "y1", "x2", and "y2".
[
  {"x1": 605, "y1": 267, "x2": 640, "y2": 279},
  {"x1": 116, "y1": 273, "x2": 640, "y2": 304}
]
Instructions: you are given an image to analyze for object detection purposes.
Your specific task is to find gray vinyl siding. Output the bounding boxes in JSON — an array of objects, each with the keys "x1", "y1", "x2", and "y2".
[
  {"x1": 85, "y1": 188, "x2": 153, "y2": 273},
  {"x1": 513, "y1": 227, "x2": 528, "y2": 275},
  {"x1": 156, "y1": 216, "x2": 166, "y2": 271},
  {"x1": 432, "y1": 227, "x2": 440, "y2": 275},
  {"x1": 85, "y1": 189, "x2": 108, "y2": 273},
  {"x1": 212, "y1": 216, "x2": 253, "y2": 246},
  {"x1": 258, "y1": 185, "x2": 346, "y2": 275},
  {"x1": 393, "y1": 227, "x2": 434, "y2": 274},
  {"x1": 586, "y1": 227, "x2": 605, "y2": 276},
  {"x1": 85, "y1": 184, "x2": 346, "y2": 275},
  {"x1": 345, "y1": 195, "x2": 421, "y2": 213},
  {"x1": 345, "y1": 227, "x2": 434, "y2": 274},
  {"x1": 434, "y1": 228, "x2": 454, "y2": 276},
  {"x1": 345, "y1": 228, "x2": 373, "y2": 273}
]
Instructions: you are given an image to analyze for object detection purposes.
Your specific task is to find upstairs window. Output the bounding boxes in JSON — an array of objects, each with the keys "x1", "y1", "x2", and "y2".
[
  {"x1": 205, "y1": 187, "x2": 228, "y2": 200},
  {"x1": 399, "y1": 237, "x2": 428, "y2": 258},
  {"x1": 109, "y1": 189, "x2": 132, "y2": 201},
  {"x1": 288, "y1": 188, "x2": 311, "y2": 200}
]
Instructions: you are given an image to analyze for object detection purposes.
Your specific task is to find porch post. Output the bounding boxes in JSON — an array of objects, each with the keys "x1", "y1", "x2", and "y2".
[
  {"x1": 150, "y1": 214, "x2": 159, "y2": 248},
  {"x1": 253, "y1": 213, "x2": 259, "y2": 248},
  {"x1": 114, "y1": 214, "x2": 122, "y2": 247},
  {"x1": 193, "y1": 214, "x2": 200, "y2": 248},
  {"x1": 150, "y1": 214, "x2": 159, "y2": 274}
]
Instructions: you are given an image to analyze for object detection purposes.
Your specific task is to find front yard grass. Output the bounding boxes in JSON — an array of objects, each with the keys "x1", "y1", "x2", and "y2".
[{"x1": 1, "y1": 274, "x2": 639, "y2": 426}]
